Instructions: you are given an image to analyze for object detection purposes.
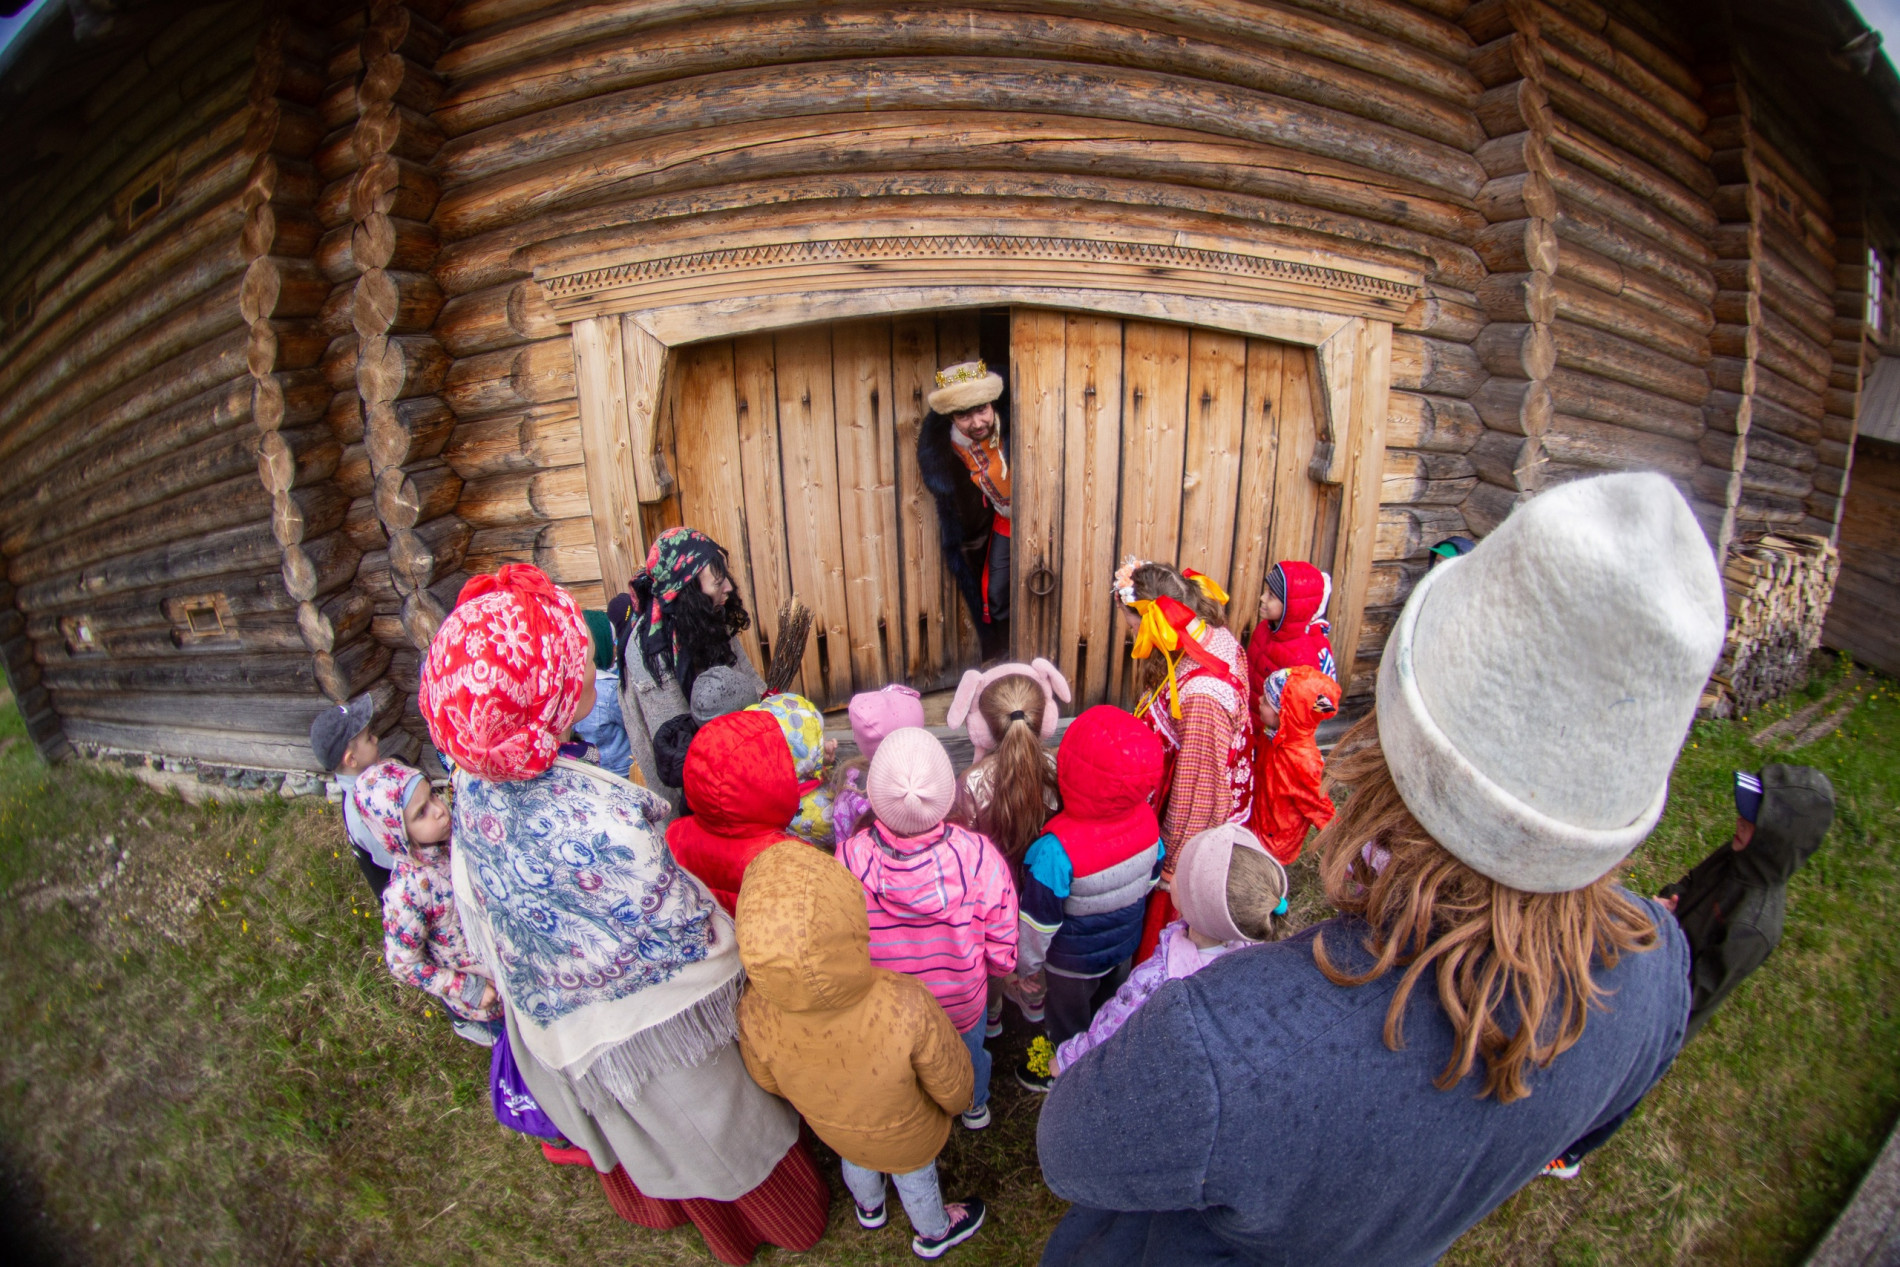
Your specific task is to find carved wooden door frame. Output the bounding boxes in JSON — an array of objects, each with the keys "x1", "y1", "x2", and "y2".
[{"x1": 554, "y1": 230, "x2": 1409, "y2": 694}]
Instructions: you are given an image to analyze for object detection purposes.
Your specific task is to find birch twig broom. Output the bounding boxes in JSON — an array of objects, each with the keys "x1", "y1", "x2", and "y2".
[{"x1": 765, "y1": 597, "x2": 814, "y2": 695}]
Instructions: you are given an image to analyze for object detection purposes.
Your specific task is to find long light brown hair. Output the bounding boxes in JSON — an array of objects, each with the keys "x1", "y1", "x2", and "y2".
[
  {"x1": 1312, "y1": 712, "x2": 1658, "y2": 1103},
  {"x1": 1125, "y1": 561, "x2": 1228, "y2": 697},
  {"x1": 968, "y1": 673, "x2": 1059, "y2": 865}
]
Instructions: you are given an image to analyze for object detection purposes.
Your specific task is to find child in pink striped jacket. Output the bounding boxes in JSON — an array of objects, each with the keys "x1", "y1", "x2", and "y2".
[{"x1": 838, "y1": 727, "x2": 1018, "y2": 1131}]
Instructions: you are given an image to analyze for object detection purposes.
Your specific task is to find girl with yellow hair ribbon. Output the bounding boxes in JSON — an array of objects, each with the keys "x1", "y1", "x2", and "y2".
[{"x1": 1114, "y1": 558, "x2": 1255, "y2": 962}]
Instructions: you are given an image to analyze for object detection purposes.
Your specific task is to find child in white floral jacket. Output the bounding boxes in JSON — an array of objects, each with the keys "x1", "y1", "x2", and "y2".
[{"x1": 354, "y1": 760, "x2": 502, "y2": 1044}]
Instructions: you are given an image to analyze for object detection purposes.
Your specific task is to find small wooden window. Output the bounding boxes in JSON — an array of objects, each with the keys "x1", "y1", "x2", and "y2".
[
  {"x1": 165, "y1": 592, "x2": 236, "y2": 645},
  {"x1": 60, "y1": 615, "x2": 101, "y2": 655},
  {"x1": 113, "y1": 154, "x2": 176, "y2": 238}
]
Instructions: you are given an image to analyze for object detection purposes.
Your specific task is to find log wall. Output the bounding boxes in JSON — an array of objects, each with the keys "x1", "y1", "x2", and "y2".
[
  {"x1": 0, "y1": 4, "x2": 361, "y2": 770},
  {"x1": 422, "y1": 0, "x2": 1494, "y2": 703},
  {"x1": 1823, "y1": 437, "x2": 1900, "y2": 677}
]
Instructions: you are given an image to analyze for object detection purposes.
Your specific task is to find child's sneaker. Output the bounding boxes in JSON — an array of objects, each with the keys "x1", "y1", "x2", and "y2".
[
  {"x1": 1015, "y1": 1035, "x2": 1055, "y2": 1092},
  {"x1": 984, "y1": 996, "x2": 1004, "y2": 1039},
  {"x1": 913, "y1": 1197, "x2": 985, "y2": 1258},
  {"x1": 1018, "y1": 999, "x2": 1045, "y2": 1024},
  {"x1": 1014, "y1": 1059, "x2": 1053, "y2": 1094},
  {"x1": 1540, "y1": 1157, "x2": 1581, "y2": 1180},
  {"x1": 452, "y1": 1018, "x2": 499, "y2": 1047},
  {"x1": 854, "y1": 1199, "x2": 888, "y2": 1230},
  {"x1": 959, "y1": 1103, "x2": 990, "y2": 1130}
]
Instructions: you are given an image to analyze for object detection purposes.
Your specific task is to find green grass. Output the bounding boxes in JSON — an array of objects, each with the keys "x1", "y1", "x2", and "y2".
[{"x1": 0, "y1": 655, "x2": 1894, "y2": 1264}]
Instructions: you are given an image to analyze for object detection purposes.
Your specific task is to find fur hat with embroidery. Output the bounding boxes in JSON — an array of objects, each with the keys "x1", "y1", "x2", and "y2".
[
  {"x1": 926, "y1": 360, "x2": 1004, "y2": 415},
  {"x1": 945, "y1": 657, "x2": 1072, "y2": 756},
  {"x1": 1377, "y1": 472, "x2": 1725, "y2": 893}
]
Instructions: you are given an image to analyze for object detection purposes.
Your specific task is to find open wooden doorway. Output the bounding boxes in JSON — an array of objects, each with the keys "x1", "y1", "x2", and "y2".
[
  {"x1": 646, "y1": 312, "x2": 1003, "y2": 708},
  {"x1": 1009, "y1": 308, "x2": 1336, "y2": 710}
]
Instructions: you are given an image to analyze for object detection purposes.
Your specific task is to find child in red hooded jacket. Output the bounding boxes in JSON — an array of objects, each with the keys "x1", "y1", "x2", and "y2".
[
  {"x1": 1246, "y1": 561, "x2": 1337, "y2": 687},
  {"x1": 1248, "y1": 665, "x2": 1340, "y2": 864},
  {"x1": 666, "y1": 710, "x2": 807, "y2": 914}
]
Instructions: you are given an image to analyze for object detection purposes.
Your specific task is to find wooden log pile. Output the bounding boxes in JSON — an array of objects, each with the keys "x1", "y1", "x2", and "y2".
[{"x1": 1701, "y1": 532, "x2": 1840, "y2": 719}]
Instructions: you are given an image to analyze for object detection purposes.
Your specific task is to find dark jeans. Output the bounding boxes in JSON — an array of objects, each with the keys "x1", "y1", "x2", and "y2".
[
  {"x1": 987, "y1": 527, "x2": 1011, "y2": 623},
  {"x1": 1044, "y1": 959, "x2": 1132, "y2": 1051},
  {"x1": 1559, "y1": 1105, "x2": 1635, "y2": 1167},
  {"x1": 352, "y1": 843, "x2": 391, "y2": 901}
]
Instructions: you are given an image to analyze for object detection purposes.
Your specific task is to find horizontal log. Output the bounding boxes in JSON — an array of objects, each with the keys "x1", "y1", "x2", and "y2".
[
  {"x1": 1551, "y1": 319, "x2": 1708, "y2": 405},
  {"x1": 1385, "y1": 391, "x2": 1483, "y2": 453},
  {"x1": 1474, "y1": 130, "x2": 1551, "y2": 181},
  {"x1": 1732, "y1": 491, "x2": 1806, "y2": 526},
  {"x1": 1823, "y1": 414, "x2": 1857, "y2": 444},
  {"x1": 1545, "y1": 365, "x2": 1704, "y2": 440},
  {"x1": 1740, "y1": 457, "x2": 1813, "y2": 500},
  {"x1": 1753, "y1": 335, "x2": 1830, "y2": 398},
  {"x1": 1390, "y1": 333, "x2": 1487, "y2": 397},
  {"x1": 1477, "y1": 271, "x2": 1555, "y2": 324},
  {"x1": 1815, "y1": 438, "x2": 1852, "y2": 469},
  {"x1": 54, "y1": 687, "x2": 337, "y2": 735},
  {"x1": 1708, "y1": 354, "x2": 1749, "y2": 397},
  {"x1": 36, "y1": 613, "x2": 308, "y2": 662},
  {"x1": 389, "y1": 514, "x2": 473, "y2": 591},
  {"x1": 1376, "y1": 503, "x2": 1467, "y2": 560},
  {"x1": 374, "y1": 461, "x2": 464, "y2": 530},
  {"x1": 1744, "y1": 426, "x2": 1818, "y2": 473},
  {"x1": 1554, "y1": 201, "x2": 1713, "y2": 305},
  {"x1": 1548, "y1": 155, "x2": 1711, "y2": 271},
  {"x1": 433, "y1": 60, "x2": 1488, "y2": 237},
  {"x1": 1365, "y1": 560, "x2": 1427, "y2": 608},
  {"x1": 1552, "y1": 274, "x2": 1708, "y2": 364},
  {"x1": 365, "y1": 394, "x2": 457, "y2": 470},
  {"x1": 1381, "y1": 448, "x2": 1477, "y2": 505},
  {"x1": 257, "y1": 426, "x2": 343, "y2": 494},
  {"x1": 0, "y1": 379, "x2": 254, "y2": 545},
  {"x1": 9, "y1": 470, "x2": 287, "y2": 587},
  {"x1": 1528, "y1": 10, "x2": 1707, "y2": 151},
  {"x1": 1462, "y1": 479, "x2": 1519, "y2": 536},
  {"x1": 441, "y1": 339, "x2": 577, "y2": 419},
  {"x1": 442, "y1": 402, "x2": 584, "y2": 478},
  {"x1": 1475, "y1": 322, "x2": 1555, "y2": 380},
  {"x1": 299, "y1": 589, "x2": 376, "y2": 657},
  {"x1": 1472, "y1": 218, "x2": 1558, "y2": 275},
  {"x1": 273, "y1": 484, "x2": 353, "y2": 549},
  {"x1": 1543, "y1": 414, "x2": 1701, "y2": 479},
  {"x1": 348, "y1": 212, "x2": 441, "y2": 280},
  {"x1": 1477, "y1": 171, "x2": 1557, "y2": 222},
  {"x1": 322, "y1": 333, "x2": 359, "y2": 393},
  {"x1": 434, "y1": 279, "x2": 563, "y2": 356},
  {"x1": 1752, "y1": 361, "x2": 1826, "y2": 420},
  {"x1": 352, "y1": 268, "x2": 444, "y2": 339},
  {"x1": 1473, "y1": 76, "x2": 1550, "y2": 138},
  {"x1": 319, "y1": 282, "x2": 357, "y2": 339},
  {"x1": 314, "y1": 636, "x2": 396, "y2": 701},
  {"x1": 1471, "y1": 429, "x2": 1541, "y2": 489},
  {"x1": 335, "y1": 443, "x2": 374, "y2": 499},
  {"x1": 439, "y1": 4, "x2": 1485, "y2": 152},
  {"x1": 240, "y1": 256, "x2": 330, "y2": 323},
  {"x1": 1700, "y1": 429, "x2": 1745, "y2": 472},
  {"x1": 247, "y1": 318, "x2": 329, "y2": 377},
  {"x1": 1542, "y1": 82, "x2": 1715, "y2": 224},
  {"x1": 354, "y1": 333, "x2": 451, "y2": 402},
  {"x1": 345, "y1": 495, "x2": 389, "y2": 551},
  {"x1": 457, "y1": 464, "x2": 591, "y2": 527},
  {"x1": 1471, "y1": 376, "x2": 1552, "y2": 436},
  {"x1": 16, "y1": 519, "x2": 284, "y2": 613},
  {"x1": 1398, "y1": 292, "x2": 1484, "y2": 342},
  {"x1": 21, "y1": 565, "x2": 305, "y2": 645},
  {"x1": 1555, "y1": 237, "x2": 1711, "y2": 333},
  {"x1": 281, "y1": 531, "x2": 363, "y2": 603},
  {"x1": 1752, "y1": 394, "x2": 1828, "y2": 448},
  {"x1": 253, "y1": 366, "x2": 332, "y2": 434}
]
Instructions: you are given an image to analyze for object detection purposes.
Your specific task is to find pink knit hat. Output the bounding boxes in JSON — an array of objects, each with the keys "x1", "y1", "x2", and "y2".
[
  {"x1": 847, "y1": 684, "x2": 925, "y2": 761},
  {"x1": 1172, "y1": 824, "x2": 1285, "y2": 945},
  {"x1": 867, "y1": 727, "x2": 956, "y2": 836},
  {"x1": 945, "y1": 657, "x2": 1072, "y2": 756}
]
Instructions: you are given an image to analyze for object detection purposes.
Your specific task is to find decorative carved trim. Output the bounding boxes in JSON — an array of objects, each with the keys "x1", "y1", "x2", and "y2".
[{"x1": 540, "y1": 234, "x2": 1421, "y2": 324}]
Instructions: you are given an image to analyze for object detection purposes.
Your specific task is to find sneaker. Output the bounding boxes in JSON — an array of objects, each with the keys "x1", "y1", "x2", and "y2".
[
  {"x1": 959, "y1": 1103, "x2": 990, "y2": 1130},
  {"x1": 854, "y1": 1200, "x2": 888, "y2": 1230},
  {"x1": 452, "y1": 1018, "x2": 499, "y2": 1047},
  {"x1": 913, "y1": 1197, "x2": 985, "y2": 1258},
  {"x1": 1541, "y1": 1157, "x2": 1581, "y2": 1180},
  {"x1": 1014, "y1": 1059, "x2": 1053, "y2": 1094},
  {"x1": 985, "y1": 997, "x2": 1004, "y2": 1039},
  {"x1": 1019, "y1": 1000, "x2": 1046, "y2": 1024}
]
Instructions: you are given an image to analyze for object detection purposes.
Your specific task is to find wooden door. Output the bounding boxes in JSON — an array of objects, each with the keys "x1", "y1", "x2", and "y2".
[
  {"x1": 1009, "y1": 308, "x2": 1336, "y2": 709},
  {"x1": 652, "y1": 314, "x2": 985, "y2": 708}
]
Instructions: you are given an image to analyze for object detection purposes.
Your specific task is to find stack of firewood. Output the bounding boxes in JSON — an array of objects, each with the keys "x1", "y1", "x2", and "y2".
[{"x1": 1700, "y1": 534, "x2": 1841, "y2": 719}]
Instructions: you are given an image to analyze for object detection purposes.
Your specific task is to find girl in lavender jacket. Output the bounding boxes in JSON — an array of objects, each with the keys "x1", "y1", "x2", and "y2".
[{"x1": 1054, "y1": 825, "x2": 1285, "y2": 1075}]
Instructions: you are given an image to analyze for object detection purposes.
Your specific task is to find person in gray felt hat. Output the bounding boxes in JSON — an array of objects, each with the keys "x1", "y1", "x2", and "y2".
[{"x1": 309, "y1": 694, "x2": 391, "y2": 898}]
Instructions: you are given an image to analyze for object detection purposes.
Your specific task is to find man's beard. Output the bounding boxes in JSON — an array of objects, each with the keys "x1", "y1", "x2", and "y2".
[{"x1": 671, "y1": 583, "x2": 750, "y2": 693}]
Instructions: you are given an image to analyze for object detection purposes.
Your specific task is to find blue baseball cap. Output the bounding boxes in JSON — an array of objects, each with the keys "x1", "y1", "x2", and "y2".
[{"x1": 1734, "y1": 770, "x2": 1763, "y2": 823}]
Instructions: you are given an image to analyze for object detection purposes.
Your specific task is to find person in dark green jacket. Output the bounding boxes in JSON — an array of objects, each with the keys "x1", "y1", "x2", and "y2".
[{"x1": 1659, "y1": 764, "x2": 1836, "y2": 1041}]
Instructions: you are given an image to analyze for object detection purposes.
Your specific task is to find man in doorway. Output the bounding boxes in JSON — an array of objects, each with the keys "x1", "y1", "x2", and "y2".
[{"x1": 920, "y1": 360, "x2": 1011, "y2": 660}]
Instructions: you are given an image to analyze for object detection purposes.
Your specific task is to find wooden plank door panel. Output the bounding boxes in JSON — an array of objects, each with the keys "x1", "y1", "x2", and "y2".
[
  {"x1": 773, "y1": 324, "x2": 852, "y2": 705},
  {"x1": 1229, "y1": 339, "x2": 1286, "y2": 634},
  {"x1": 1179, "y1": 329, "x2": 1249, "y2": 602},
  {"x1": 832, "y1": 318, "x2": 901, "y2": 690},
  {"x1": 936, "y1": 311, "x2": 983, "y2": 672},
  {"x1": 1111, "y1": 320, "x2": 1190, "y2": 707},
  {"x1": 1059, "y1": 313, "x2": 1124, "y2": 707},
  {"x1": 731, "y1": 333, "x2": 798, "y2": 694},
  {"x1": 669, "y1": 340, "x2": 764, "y2": 670},
  {"x1": 892, "y1": 315, "x2": 952, "y2": 689},
  {"x1": 1009, "y1": 307, "x2": 1067, "y2": 665}
]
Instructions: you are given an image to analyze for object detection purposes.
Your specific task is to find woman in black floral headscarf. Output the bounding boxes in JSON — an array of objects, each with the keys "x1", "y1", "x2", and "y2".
[{"x1": 619, "y1": 528, "x2": 764, "y2": 803}]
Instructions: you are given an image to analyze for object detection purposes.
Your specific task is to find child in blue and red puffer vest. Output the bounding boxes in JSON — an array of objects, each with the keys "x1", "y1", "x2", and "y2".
[{"x1": 1012, "y1": 705, "x2": 1165, "y2": 1093}]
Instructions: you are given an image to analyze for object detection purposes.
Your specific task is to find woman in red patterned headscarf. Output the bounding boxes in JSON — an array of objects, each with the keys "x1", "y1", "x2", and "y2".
[{"x1": 421, "y1": 565, "x2": 825, "y2": 1265}]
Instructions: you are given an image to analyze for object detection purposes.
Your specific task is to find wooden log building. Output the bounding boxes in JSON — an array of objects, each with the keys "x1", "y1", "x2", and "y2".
[{"x1": 1, "y1": 0, "x2": 1897, "y2": 779}]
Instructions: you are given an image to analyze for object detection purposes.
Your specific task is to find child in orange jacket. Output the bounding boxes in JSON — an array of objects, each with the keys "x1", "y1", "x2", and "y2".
[{"x1": 1247, "y1": 665, "x2": 1340, "y2": 865}]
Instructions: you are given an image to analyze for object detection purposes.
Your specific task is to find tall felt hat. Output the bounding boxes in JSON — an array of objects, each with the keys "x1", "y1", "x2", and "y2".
[
  {"x1": 1376, "y1": 473, "x2": 1725, "y2": 893},
  {"x1": 927, "y1": 360, "x2": 1004, "y2": 415}
]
